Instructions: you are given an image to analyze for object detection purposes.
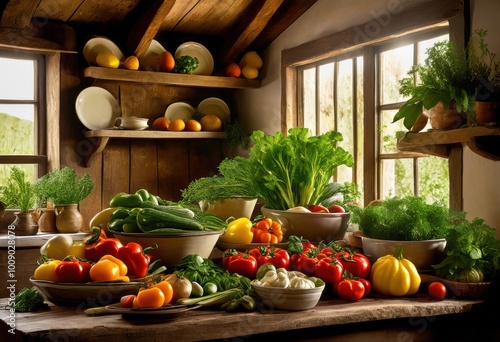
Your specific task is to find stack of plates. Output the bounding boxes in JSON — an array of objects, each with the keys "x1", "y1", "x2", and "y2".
[
  {"x1": 197, "y1": 97, "x2": 230, "y2": 120},
  {"x1": 174, "y1": 42, "x2": 214, "y2": 75},
  {"x1": 83, "y1": 37, "x2": 124, "y2": 65}
]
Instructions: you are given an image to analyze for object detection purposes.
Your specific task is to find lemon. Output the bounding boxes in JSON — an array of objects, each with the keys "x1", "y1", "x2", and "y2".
[
  {"x1": 239, "y1": 51, "x2": 263, "y2": 70},
  {"x1": 200, "y1": 114, "x2": 222, "y2": 131},
  {"x1": 96, "y1": 52, "x2": 120, "y2": 68},
  {"x1": 241, "y1": 66, "x2": 259, "y2": 80}
]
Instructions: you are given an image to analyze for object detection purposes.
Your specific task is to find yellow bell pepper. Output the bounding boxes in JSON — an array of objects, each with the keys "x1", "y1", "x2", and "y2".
[
  {"x1": 33, "y1": 260, "x2": 62, "y2": 282},
  {"x1": 370, "y1": 245, "x2": 421, "y2": 296},
  {"x1": 218, "y1": 218, "x2": 253, "y2": 244}
]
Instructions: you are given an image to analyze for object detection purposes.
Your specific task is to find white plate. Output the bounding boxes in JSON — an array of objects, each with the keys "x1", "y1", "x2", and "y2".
[
  {"x1": 140, "y1": 39, "x2": 166, "y2": 71},
  {"x1": 197, "y1": 97, "x2": 230, "y2": 120},
  {"x1": 83, "y1": 37, "x2": 124, "y2": 65},
  {"x1": 75, "y1": 87, "x2": 121, "y2": 130},
  {"x1": 164, "y1": 102, "x2": 196, "y2": 121},
  {"x1": 175, "y1": 42, "x2": 214, "y2": 75}
]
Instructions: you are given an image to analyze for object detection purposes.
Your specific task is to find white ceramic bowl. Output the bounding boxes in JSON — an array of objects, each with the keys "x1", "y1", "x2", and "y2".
[
  {"x1": 199, "y1": 197, "x2": 257, "y2": 220},
  {"x1": 113, "y1": 231, "x2": 222, "y2": 266},
  {"x1": 261, "y1": 207, "x2": 350, "y2": 242},
  {"x1": 361, "y1": 236, "x2": 447, "y2": 270},
  {"x1": 251, "y1": 283, "x2": 325, "y2": 311}
]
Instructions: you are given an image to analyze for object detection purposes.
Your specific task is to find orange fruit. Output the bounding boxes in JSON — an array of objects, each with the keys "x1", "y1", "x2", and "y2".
[
  {"x1": 153, "y1": 117, "x2": 170, "y2": 130},
  {"x1": 225, "y1": 63, "x2": 241, "y2": 78},
  {"x1": 241, "y1": 66, "x2": 259, "y2": 80},
  {"x1": 200, "y1": 114, "x2": 222, "y2": 131},
  {"x1": 123, "y1": 56, "x2": 139, "y2": 70},
  {"x1": 185, "y1": 119, "x2": 202, "y2": 132},
  {"x1": 168, "y1": 119, "x2": 186, "y2": 131},
  {"x1": 157, "y1": 51, "x2": 175, "y2": 72}
]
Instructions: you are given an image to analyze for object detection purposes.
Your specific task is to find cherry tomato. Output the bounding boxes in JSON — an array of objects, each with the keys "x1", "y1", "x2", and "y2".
[
  {"x1": 328, "y1": 204, "x2": 345, "y2": 213},
  {"x1": 120, "y1": 294, "x2": 136, "y2": 308},
  {"x1": 428, "y1": 282, "x2": 447, "y2": 300},
  {"x1": 134, "y1": 287, "x2": 165, "y2": 308},
  {"x1": 151, "y1": 280, "x2": 174, "y2": 305}
]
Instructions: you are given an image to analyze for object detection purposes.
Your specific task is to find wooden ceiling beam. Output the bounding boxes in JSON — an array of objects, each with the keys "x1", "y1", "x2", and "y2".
[
  {"x1": 219, "y1": 0, "x2": 284, "y2": 66},
  {"x1": 126, "y1": 0, "x2": 176, "y2": 57},
  {"x1": 1, "y1": 0, "x2": 39, "y2": 29}
]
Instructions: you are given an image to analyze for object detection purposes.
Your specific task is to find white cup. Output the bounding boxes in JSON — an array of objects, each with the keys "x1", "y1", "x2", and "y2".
[{"x1": 114, "y1": 116, "x2": 149, "y2": 130}]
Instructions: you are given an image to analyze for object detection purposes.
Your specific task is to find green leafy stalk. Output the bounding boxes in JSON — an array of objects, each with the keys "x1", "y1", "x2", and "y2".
[
  {"x1": 0, "y1": 166, "x2": 36, "y2": 213},
  {"x1": 172, "y1": 56, "x2": 199, "y2": 74}
]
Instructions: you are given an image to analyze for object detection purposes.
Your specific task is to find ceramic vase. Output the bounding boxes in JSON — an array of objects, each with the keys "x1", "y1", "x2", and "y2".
[
  {"x1": 426, "y1": 101, "x2": 467, "y2": 130},
  {"x1": 11, "y1": 212, "x2": 39, "y2": 236},
  {"x1": 55, "y1": 204, "x2": 83, "y2": 233},
  {"x1": 38, "y1": 208, "x2": 58, "y2": 233}
]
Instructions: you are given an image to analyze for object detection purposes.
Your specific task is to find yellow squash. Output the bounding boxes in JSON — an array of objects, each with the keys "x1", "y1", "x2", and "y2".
[{"x1": 370, "y1": 245, "x2": 421, "y2": 296}]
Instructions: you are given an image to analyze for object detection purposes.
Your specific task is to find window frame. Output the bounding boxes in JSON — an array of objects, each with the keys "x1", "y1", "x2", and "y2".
[
  {"x1": 281, "y1": 0, "x2": 465, "y2": 209},
  {"x1": 0, "y1": 49, "x2": 48, "y2": 177}
]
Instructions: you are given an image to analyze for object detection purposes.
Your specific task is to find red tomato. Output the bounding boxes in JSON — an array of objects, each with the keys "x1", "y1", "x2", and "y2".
[
  {"x1": 358, "y1": 278, "x2": 371, "y2": 297},
  {"x1": 120, "y1": 294, "x2": 136, "y2": 308},
  {"x1": 428, "y1": 282, "x2": 447, "y2": 300},
  {"x1": 335, "y1": 251, "x2": 371, "y2": 279},
  {"x1": 337, "y1": 279, "x2": 365, "y2": 301},
  {"x1": 314, "y1": 257, "x2": 344, "y2": 284},
  {"x1": 307, "y1": 205, "x2": 329, "y2": 213},
  {"x1": 223, "y1": 253, "x2": 258, "y2": 278},
  {"x1": 292, "y1": 251, "x2": 319, "y2": 275},
  {"x1": 328, "y1": 204, "x2": 346, "y2": 213},
  {"x1": 249, "y1": 247, "x2": 290, "y2": 269}
]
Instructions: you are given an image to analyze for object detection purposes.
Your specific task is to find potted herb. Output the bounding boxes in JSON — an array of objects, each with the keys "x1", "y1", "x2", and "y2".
[
  {"x1": 34, "y1": 167, "x2": 94, "y2": 233},
  {"x1": 181, "y1": 157, "x2": 259, "y2": 220},
  {"x1": 0, "y1": 166, "x2": 38, "y2": 235},
  {"x1": 467, "y1": 29, "x2": 500, "y2": 124},
  {"x1": 393, "y1": 40, "x2": 473, "y2": 131},
  {"x1": 222, "y1": 120, "x2": 252, "y2": 158}
]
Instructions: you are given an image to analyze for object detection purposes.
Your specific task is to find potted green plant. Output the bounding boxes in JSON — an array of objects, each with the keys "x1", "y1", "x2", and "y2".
[
  {"x1": 222, "y1": 120, "x2": 252, "y2": 158},
  {"x1": 467, "y1": 29, "x2": 500, "y2": 124},
  {"x1": 0, "y1": 166, "x2": 38, "y2": 235},
  {"x1": 34, "y1": 167, "x2": 94, "y2": 233},
  {"x1": 181, "y1": 157, "x2": 259, "y2": 220},
  {"x1": 393, "y1": 40, "x2": 473, "y2": 131}
]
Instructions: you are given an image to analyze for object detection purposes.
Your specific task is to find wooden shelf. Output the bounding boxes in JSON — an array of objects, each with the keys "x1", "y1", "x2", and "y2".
[
  {"x1": 82, "y1": 67, "x2": 261, "y2": 89},
  {"x1": 83, "y1": 129, "x2": 225, "y2": 167},
  {"x1": 397, "y1": 125, "x2": 500, "y2": 161}
]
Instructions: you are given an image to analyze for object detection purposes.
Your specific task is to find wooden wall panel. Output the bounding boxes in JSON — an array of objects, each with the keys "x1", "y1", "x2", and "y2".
[
  {"x1": 157, "y1": 140, "x2": 190, "y2": 201},
  {"x1": 130, "y1": 140, "x2": 158, "y2": 193},
  {"x1": 102, "y1": 140, "x2": 131, "y2": 207}
]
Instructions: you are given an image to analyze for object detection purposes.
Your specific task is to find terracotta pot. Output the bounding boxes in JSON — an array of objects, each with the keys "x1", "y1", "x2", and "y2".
[
  {"x1": 473, "y1": 101, "x2": 500, "y2": 124},
  {"x1": 55, "y1": 204, "x2": 83, "y2": 233},
  {"x1": 38, "y1": 208, "x2": 58, "y2": 233},
  {"x1": 11, "y1": 212, "x2": 39, "y2": 236},
  {"x1": 426, "y1": 101, "x2": 467, "y2": 130}
]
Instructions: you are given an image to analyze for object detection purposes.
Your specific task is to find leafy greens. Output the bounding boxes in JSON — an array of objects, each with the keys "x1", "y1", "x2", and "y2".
[{"x1": 248, "y1": 128, "x2": 353, "y2": 210}]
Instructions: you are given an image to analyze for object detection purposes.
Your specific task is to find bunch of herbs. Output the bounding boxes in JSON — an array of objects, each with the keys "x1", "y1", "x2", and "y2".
[
  {"x1": 0, "y1": 166, "x2": 36, "y2": 213},
  {"x1": 33, "y1": 167, "x2": 94, "y2": 205},
  {"x1": 248, "y1": 128, "x2": 353, "y2": 210},
  {"x1": 353, "y1": 196, "x2": 451, "y2": 241}
]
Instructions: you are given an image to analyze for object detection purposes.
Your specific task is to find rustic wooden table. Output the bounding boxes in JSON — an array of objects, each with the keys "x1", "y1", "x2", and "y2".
[{"x1": 0, "y1": 296, "x2": 486, "y2": 342}]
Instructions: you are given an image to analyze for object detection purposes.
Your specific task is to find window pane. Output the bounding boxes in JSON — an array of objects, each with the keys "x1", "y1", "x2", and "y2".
[
  {"x1": 303, "y1": 67, "x2": 316, "y2": 135},
  {"x1": 418, "y1": 34, "x2": 449, "y2": 64},
  {"x1": 0, "y1": 104, "x2": 35, "y2": 154},
  {"x1": 319, "y1": 63, "x2": 335, "y2": 134},
  {"x1": 0, "y1": 57, "x2": 35, "y2": 100},
  {"x1": 380, "y1": 44, "x2": 414, "y2": 104},
  {"x1": 0, "y1": 164, "x2": 37, "y2": 187},
  {"x1": 380, "y1": 109, "x2": 404, "y2": 153},
  {"x1": 418, "y1": 156, "x2": 449, "y2": 205},
  {"x1": 336, "y1": 59, "x2": 354, "y2": 182},
  {"x1": 356, "y1": 57, "x2": 364, "y2": 190},
  {"x1": 381, "y1": 158, "x2": 414, "y2": 199}
]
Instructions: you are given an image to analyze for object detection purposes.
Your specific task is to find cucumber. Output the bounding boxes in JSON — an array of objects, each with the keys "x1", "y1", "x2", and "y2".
[
  {"x1": 137, "y1": 208, "x2": 204, "y2": 232},
  {"x1": 138, "y1": 201, "x2": 195, "y2": 218}
]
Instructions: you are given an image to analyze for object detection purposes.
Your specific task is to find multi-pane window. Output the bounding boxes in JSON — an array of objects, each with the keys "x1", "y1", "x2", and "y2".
[
  {"x1": 0, "y1": 50, "x2": 46, "y2": 186},
  {"x1": 298, "y1": 28, "x2": 450, "y2": 206}
]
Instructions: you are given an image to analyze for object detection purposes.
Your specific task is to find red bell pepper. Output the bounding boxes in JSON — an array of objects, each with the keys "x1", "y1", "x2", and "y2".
[
  {"x1": 249, "y1": 246, "x2": 290, "y2": 269},
  {"x1": 54, "y1": 257, "x2": 92, "y2": 283},
  {"x1": 116, "y1": 242, "x2": 157, "y2": 278},
  {"x1": 85, "y1": 227, "x2": 123, "y2": 262},
  {"x1": 335, "y1": 251, "x2": 371, "y2": 279},
  {"x1": 222, "y1": 251, "x2": 257, "y2": 279},
  {"x1": 314, "y1": 257, "x2": 344, "y2": 284}
]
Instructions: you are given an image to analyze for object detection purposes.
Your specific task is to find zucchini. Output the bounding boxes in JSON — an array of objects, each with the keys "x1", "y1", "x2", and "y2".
[{"x1": 137, "y1": 208, "x2": 204, "y2": 232}]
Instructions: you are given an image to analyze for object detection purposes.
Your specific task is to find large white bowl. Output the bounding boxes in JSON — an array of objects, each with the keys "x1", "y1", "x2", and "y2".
[
  {"x1": 251, "y1": 283, "x2": 325, "y2": 311},
  {"x1": 113, "y1": 231, "x2": 222, "y2": 267},
  {"x1": 199, "y1": 197, "x2": 257, "y2": 220},
  {"x1": 361, "y1": 236, "x2": 447, "y2": 270},
  {"x1": 261, "y1": 207, "x2": 350, "y2": 242}
]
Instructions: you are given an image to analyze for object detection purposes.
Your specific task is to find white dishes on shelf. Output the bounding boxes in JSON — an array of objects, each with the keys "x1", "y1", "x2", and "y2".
[
  {"x1": 164, "y1": 102, "x2": 196, "y2": 121},
  {"x1": 83, "y1": 37, "x2": 124, "y2": 65},
  {"x1": 140, "y1": 39, "x2": 166, "y2": 71},
  {"x1": 175, "y1": 42, "x2": 214, "y2": 75},
  {"x1": 197, "y1": 97, "x2": 230, "y2": 120},
  {"x1": 75, "y1": 87, "x2": 121, "y2": 130}
]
